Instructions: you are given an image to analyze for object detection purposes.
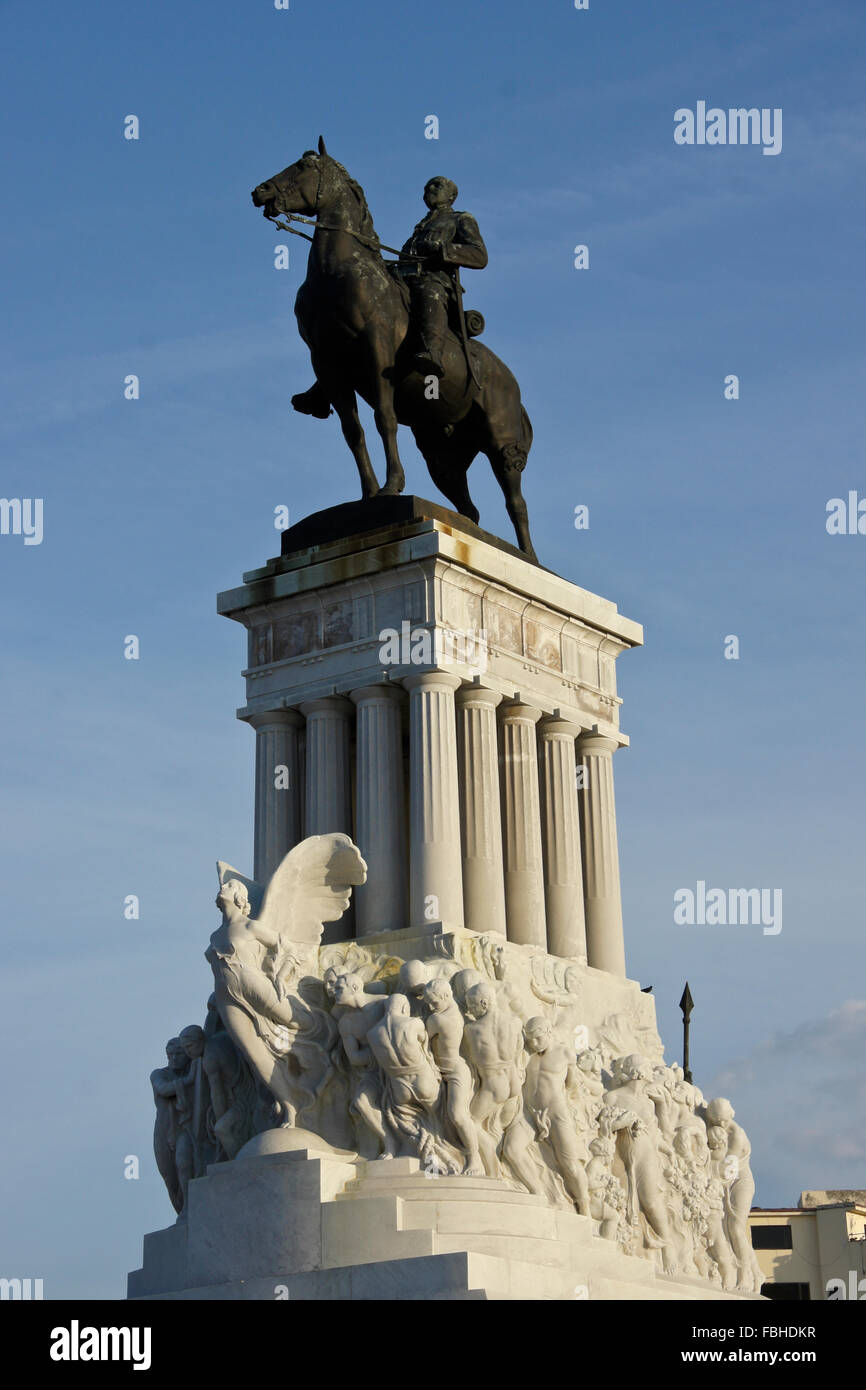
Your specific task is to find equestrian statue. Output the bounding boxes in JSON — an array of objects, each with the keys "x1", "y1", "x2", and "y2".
[{"x1": 251, "y1": 138, "x2": 537, "y2": 561}]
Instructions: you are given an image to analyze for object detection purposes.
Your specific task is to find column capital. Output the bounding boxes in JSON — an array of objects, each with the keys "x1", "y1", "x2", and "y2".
[
  {"x1": 499, "y1": 699, "x2": 542, "y2": 725},
  {"x1": 402, "y1": 671, "x2": 462, "y2": 695},
  {"x1": 538, "y1": 714, "x2": 582, "y2": 740},
  {"x1": 245, "y1": 707, "x2": 305, "y2": 732},
  {"x1": 349, "y1": 683, "x2": 406, "y2": 707},
  {"x1": 299, "y1": 695, "x2": 354, "y2": 719},
  {"x1": 576, "y1": 729, "x2": 619, "y2": 756},
  {"x1": 455, "y1": 683, "x2": 503, "y2": 711}
]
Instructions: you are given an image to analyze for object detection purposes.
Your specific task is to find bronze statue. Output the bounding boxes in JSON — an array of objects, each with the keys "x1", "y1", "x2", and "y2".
[
  {"x1": 398, "y1": 175, "x2": 487, "y2": 380},
  {"x1": 251, "y1": 139, "x2": 536, "y2": 560}
]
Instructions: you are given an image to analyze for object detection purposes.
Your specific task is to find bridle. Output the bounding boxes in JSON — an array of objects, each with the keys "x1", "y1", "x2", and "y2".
[{"x1": 264, "y1": 155, "x2": 416, "y2": 261}]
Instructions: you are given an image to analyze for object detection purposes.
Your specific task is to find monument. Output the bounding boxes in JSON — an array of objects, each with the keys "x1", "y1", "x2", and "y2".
[{"x1": 128, "y1": 143, "x2": 764, "y2": 1301}]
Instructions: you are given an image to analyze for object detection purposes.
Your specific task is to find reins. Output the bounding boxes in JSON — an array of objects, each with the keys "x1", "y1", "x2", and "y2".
[{"x1": 266, "y1": 210, "x2": 421, "y2": 264}]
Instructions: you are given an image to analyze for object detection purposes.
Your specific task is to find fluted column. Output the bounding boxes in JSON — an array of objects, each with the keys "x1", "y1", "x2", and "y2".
[
  {"x1": 577, "y1": 731, "x2": 626, "y2": 976},
  {"x1": 299, "y1": 696, "x2": 354, "y2": 836},
  {"x1": 538, "y1": 716, "x2": 587, "y2": 960},
  {"x1": 456, "y1": 685, "x2": 506, "y2": 936},
  {"x1": 498, "y1": 701, "x2": 546, "y2": 947},
  {"x1": 403, "y1": 671, "x2": 464, "y2": 930},
  {"x1": 248, "y1": 710, "x2": 304, "y2": 885},
  {"x1": 351, "y1": 684, "x2": 407, "y2": 936}
]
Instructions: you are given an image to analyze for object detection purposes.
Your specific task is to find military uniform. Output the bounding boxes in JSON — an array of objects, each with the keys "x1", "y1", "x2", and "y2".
[{"x1": 400, "y1": 207, "x2": 488, "y2": 377}]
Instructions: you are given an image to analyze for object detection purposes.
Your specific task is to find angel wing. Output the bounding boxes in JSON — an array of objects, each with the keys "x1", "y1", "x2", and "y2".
[{"x1": 257, "y1": 833, "x2": 367, "y2": 948}]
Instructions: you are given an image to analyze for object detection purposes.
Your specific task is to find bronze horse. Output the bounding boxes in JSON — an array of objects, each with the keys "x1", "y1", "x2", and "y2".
[{"x1": 252, "y1": 139, "x2": 536, "y2": 560}]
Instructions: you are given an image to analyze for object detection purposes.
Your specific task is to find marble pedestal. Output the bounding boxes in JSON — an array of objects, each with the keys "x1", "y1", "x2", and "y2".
[
  {"x1": 129, "y1": 499, "x2": 764, "y2": 1302},
  {"x1": 217, "y1": 497, "x2": 642, "y2": 968},
  {"x1": 129, "y1": 1147, "x2": 759, "y2": 1302}
]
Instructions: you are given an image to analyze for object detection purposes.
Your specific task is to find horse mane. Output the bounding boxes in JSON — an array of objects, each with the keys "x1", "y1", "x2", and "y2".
[{"x1": 326, "y1": 157, "x2": 381, "y2": 253}]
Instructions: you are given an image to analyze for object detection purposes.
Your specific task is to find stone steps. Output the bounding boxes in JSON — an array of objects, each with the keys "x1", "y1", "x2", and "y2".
[{"x1": 130, "y1": 1145, "x2": 761, "y2": 1301}]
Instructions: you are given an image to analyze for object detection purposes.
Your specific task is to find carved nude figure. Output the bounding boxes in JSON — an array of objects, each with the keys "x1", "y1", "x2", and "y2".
[
  {"x1": 586, "y1": 1135, "x2": 625, "y2": 1241},
  {"x1": 705, "y1": 1098, "x2": 763, "y2": 1292},
  {"x1": 522, "y1": 1017, "x2": 590, "y2": 1216},
  {"x1": 601, "y1": 1053, "x2": 681, "y2": 1271},
  {"x1": 367, "y1": 993, "x2": 442, "y2": 1160},
  {"x1": 462, "y1": 981, "x2": 524, "y2": 1176},
  {"x1": 703, "y1": 1173, "x2": 737, "y2": 1290},
  {"x1": 423, "y1": 978, "x2": 483, "y2": 1175},
  {"x1": 202, "y1": 1009, "x2": 259, "y2": 1161},
  {"x1": 334, "y1": 972, "x2": 395, "y2": 1159},
  {"x1": 151, "y1": 1037, "x2": 186, "y2": 1213},
  {"x1": 174, "y1": 1025, "x2": 214, "y2": 1214},
  {"x1": 398, "y1": 959, "x2": 432, "y2": 1016}
]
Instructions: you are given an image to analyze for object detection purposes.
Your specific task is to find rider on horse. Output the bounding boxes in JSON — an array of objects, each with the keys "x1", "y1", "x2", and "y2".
[
  {"x1": 397, "y1": 176, "x2": 488, "y2": 380},
  {"x1": 292, "y1": 175, "x2": 487, "y2": 416}
]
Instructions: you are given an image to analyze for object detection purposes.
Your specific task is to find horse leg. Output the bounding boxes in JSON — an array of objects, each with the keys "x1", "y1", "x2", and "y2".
[
  {"x1": 413, "y1": 426, "x2": 479, "y2": 522},
  {"x1": 365, "y1": 345, "x2": 405, "y2": 496},
  {"x1": 490, "y1": 444, "x2": 537, "y2": 561},
  {"x1": 326, "y1": 383, "x2": 381, "y2": 499}
]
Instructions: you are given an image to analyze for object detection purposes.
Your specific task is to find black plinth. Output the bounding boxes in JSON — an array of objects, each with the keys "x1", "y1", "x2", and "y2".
[{"x1": 279, "y1": 495, "x2": 537, "y2": 566}]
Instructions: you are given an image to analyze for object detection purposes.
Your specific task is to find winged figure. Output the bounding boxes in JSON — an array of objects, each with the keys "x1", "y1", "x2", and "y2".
[{"x1": 205, "y1": 834, "x2": 366, "y2": 1127}]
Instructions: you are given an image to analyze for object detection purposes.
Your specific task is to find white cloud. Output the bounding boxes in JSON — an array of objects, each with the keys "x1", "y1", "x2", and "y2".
[{"x1": 708, "y1": 999, "x2": 866, "y2": 1205}]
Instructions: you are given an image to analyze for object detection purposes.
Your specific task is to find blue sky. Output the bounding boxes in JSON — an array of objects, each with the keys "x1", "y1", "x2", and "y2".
[{"x1": 1, "y1": 0, "x2": 864, "y2": 1297}]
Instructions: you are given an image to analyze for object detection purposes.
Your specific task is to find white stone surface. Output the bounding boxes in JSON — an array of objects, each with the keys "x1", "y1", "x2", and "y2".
[
  {"x1": 498, "y1": 701, "x2": 546, "y2": 947},
  {"x1": 248, "y1": 710, "x2": 303, "y2": 884},
  {"x1": 350, "y1": 684, "x2": 407, "y2": 936},
  {"x1": 455, "y1": 685, "x2": 506, "y2": 937},
  {"x1": 577, "y1": 731, "x2": 626, "y2": 976},
  {"x1": 130, "y1": 1148, "x2": 763, "y2": 1301},
  {"x1": 538, "y1": 715, "x2": 587, "y2": 960},
  {"x1": 403, "y1": 671, "x2": 464, "y2": 931}
]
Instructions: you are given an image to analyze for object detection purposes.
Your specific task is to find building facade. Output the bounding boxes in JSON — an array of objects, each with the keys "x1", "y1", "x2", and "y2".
[{"x1": 750, "y1": 1191, "x2": 866, "y2": 1300}]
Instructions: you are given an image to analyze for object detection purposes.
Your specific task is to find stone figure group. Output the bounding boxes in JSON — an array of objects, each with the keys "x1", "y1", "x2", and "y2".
[
  {"x1": 150, "y1": 1008, "x2": 268, "y2": 1218},
  {"x1": 150, "y1": 834, "x2": 762, "y2": 1292}
]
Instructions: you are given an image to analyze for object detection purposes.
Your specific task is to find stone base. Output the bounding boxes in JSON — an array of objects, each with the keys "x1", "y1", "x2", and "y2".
[{"x1": 129, "y1": 1148, "x2": 761, "y2": 1302}]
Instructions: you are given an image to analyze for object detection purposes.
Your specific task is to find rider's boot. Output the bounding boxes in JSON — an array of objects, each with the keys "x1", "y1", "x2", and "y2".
[
  {"x1": 291, "y1": 380, "x2": 332, "y2": 418},
  {"x1": 410, "y1": 330, "x2": 446, "y2": 379}
]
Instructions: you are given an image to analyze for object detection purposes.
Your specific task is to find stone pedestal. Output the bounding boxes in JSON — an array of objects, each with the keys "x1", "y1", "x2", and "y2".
[
  {"x1": 128, "y1": 500, "x2": 765, "y2": 1303},
  {"x1": 217, "y1": 497, "x2": 642, "y2": 965}
]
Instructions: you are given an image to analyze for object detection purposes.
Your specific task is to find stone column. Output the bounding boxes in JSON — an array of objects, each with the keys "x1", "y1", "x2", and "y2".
[
  {"x1": 248, "y1": 710, "x2": 303, "y2": 885},
  {"x1": 498, "y1": 701, "x2": 546, "y2": 947},
  {"x1": 403, "y1": 671, "x2": 464, "y2": 930},
  {"x1": 577, "y1": 731, "x2": 626, "y2": 976},
  {"x1": 299, "y1": 696, "x2": 354, "y2": 837},
  {"x1": 350, "y1": 684, "x2": 407, "y2": 937},
  {"x1": 538, "y1": 716, "x2": 587, "y2": 960},
  {"x1": 456, "y1": 685, "x2": 506, "y2": 936}
]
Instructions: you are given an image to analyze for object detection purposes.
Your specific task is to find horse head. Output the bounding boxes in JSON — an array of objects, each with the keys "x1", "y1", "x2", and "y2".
[
  {"x1": 251, "y1": 141, "x2": 326, "y2": 219},
  {"x1": 252, "y1": 138, "x2": 380, "y2": 248}
]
